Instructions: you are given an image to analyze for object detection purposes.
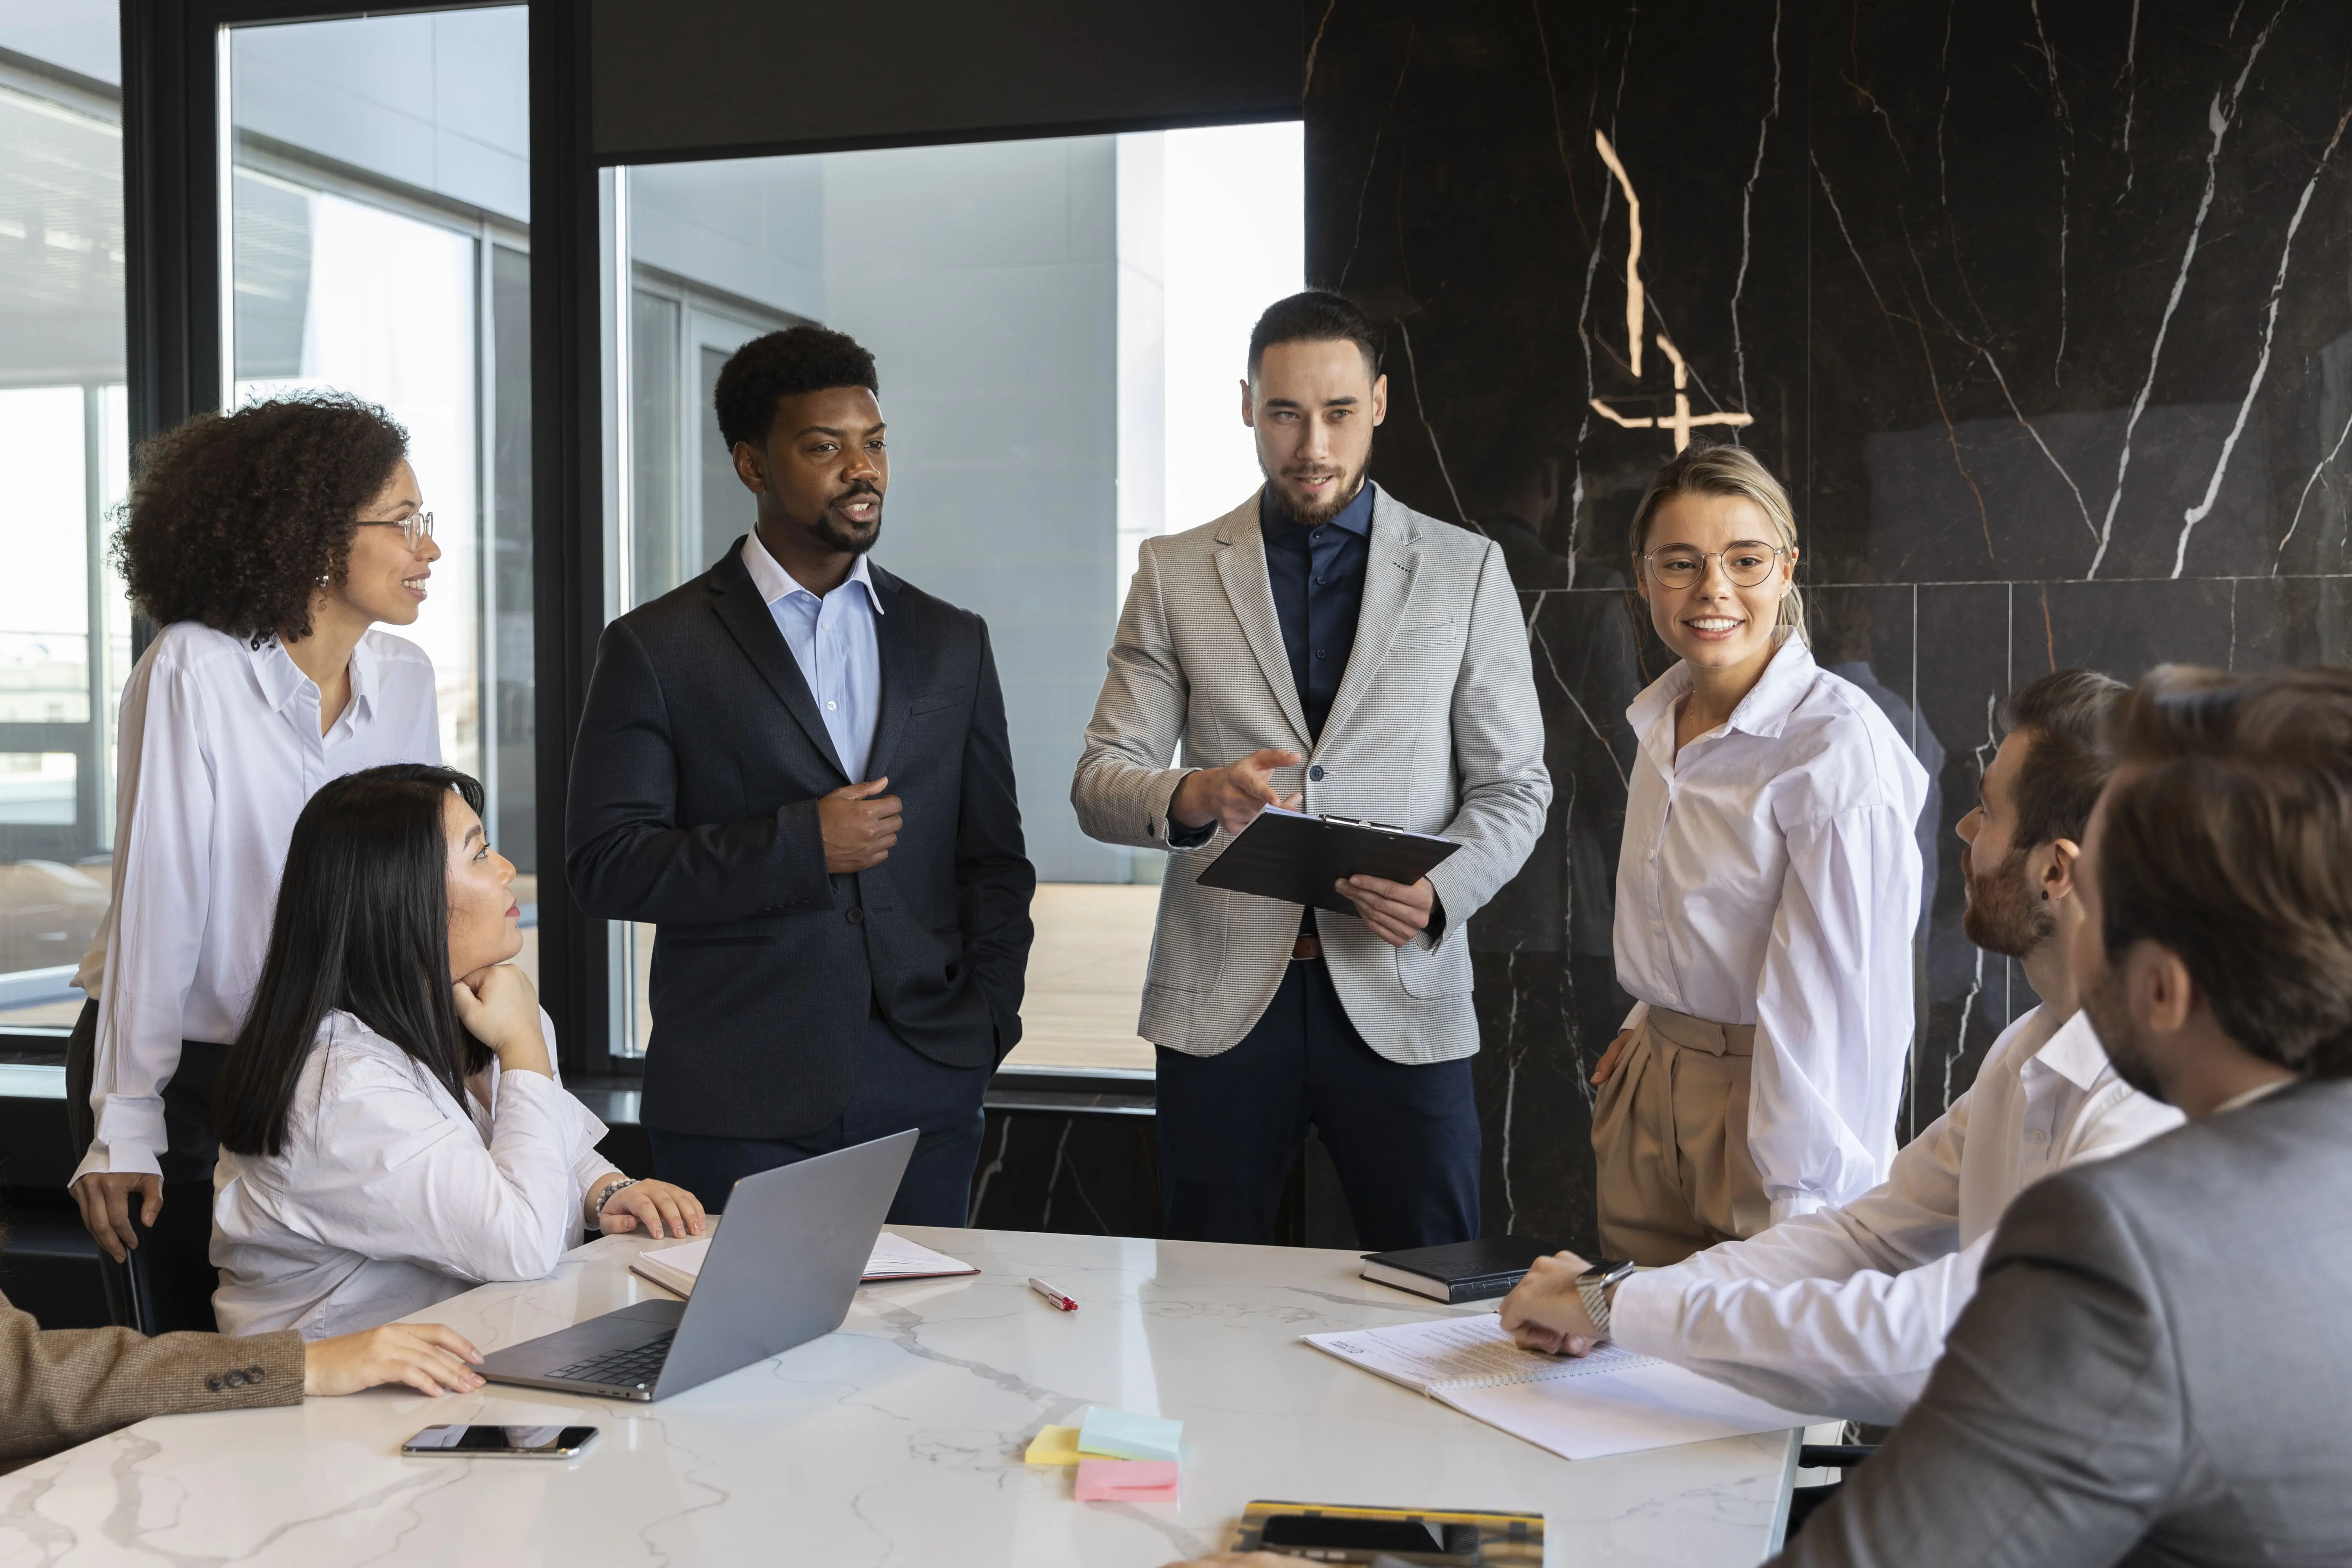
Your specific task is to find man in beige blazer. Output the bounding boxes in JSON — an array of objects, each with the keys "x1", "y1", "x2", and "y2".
[{"x1": 1072, "y1": 291, "x2": 1550, "y2": 1249}]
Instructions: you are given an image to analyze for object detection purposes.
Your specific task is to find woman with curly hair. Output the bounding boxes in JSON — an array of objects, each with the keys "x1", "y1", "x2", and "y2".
[{"x1": 65, "y1": 393, "x2": 446, "y2": 1332}]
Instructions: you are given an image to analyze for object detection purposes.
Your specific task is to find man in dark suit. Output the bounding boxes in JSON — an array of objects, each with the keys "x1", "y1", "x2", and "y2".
[{"x1": 566, "y1": 325, "x2": 1034, "y2": 1225}]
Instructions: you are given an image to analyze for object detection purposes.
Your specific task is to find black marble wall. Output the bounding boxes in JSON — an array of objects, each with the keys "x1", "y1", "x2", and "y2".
[{"x1": 1307, "y1": 0, "x2": 2352, "y2": 1253}]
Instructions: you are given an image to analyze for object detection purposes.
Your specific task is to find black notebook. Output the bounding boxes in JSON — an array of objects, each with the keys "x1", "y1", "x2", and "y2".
[
  {"x1": 1195, "y1": 807, "x2": 1460, "y2": 916},
  {"x1": 1359, "y1": 1236, "x2": 1561, "y2": 1305}
]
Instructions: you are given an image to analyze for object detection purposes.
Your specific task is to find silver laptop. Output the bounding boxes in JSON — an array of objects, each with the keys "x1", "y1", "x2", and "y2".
[{"x1": 478, "y1": 1129, "x2": 916, "y2": 1402}]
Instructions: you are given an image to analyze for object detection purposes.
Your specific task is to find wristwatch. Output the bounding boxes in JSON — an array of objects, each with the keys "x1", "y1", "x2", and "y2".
[{"x1": 1575, "y1": 1259, "x2": 1638, "y2": 1341}]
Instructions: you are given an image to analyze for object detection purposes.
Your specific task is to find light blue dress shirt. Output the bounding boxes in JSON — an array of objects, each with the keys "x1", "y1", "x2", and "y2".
[{"x1": 741, "y1": 534, "x2": 883, "y2": 781}]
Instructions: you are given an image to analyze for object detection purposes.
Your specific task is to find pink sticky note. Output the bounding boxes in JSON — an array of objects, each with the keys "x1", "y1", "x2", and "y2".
[{"x1": 1074, "y1": 1458, "x2": 1180, "y2": 1503}]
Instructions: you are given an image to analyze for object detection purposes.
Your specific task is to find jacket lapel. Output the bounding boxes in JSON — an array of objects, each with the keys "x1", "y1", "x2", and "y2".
[
  {"x1": 1212, "y1": 492, "x2": 1312, "y2": 750},
  {"x1": 707, "y1": 541, "x2": 849, "y2": 782},
  {"x1": 1321, "y1": 485, "x2": 1420, "y2": 742},
  {"x1": 862, "y1": 566, "x2": 918, "y2": 783}
]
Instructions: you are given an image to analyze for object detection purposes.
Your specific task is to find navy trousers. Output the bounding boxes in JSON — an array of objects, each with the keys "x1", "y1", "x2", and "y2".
[
  {"x1": 1153, "y1": 957, "x2": 1481, "y2": 1252},
  {"x1": 648, "y1": 1014, "x2": 989, "y2": 1227}
]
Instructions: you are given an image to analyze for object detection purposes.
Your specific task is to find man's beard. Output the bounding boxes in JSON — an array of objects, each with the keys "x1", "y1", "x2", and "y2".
[
  {"x1": 1960, "y1": 843, "x2": 2054, "y2": 958},
  {"x1": 1263, "y1": 452, "x2": 1370, "y2": 527},
  {"x1": 2083, "y1": 962, "x2": 2168, "y2": 1103},
  {"x1": 810, "y1": 484, "x2": 882, "y2": 554}
]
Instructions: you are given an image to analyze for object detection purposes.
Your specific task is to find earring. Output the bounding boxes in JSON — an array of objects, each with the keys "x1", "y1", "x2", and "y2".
[
  {"x1": 317, "y1": 574, "x2": 331, "y2": 586},
  {"x1": 2040, "y1": 891, "x2": 2049, "y2": 901}
]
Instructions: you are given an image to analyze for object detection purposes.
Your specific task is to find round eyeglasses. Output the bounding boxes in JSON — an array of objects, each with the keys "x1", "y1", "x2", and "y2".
[
  {"x1": 1641, "y1": 542, "x2": 1787, "y2": 589},
  {"x1": 360, "y1": 511, "x2": 436, "y2": 552}
]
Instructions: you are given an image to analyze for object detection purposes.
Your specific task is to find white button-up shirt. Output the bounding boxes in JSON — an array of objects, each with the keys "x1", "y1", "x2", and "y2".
[
  {"x1": 741, "y1": 533, "x2": 883, "y2": 781},
  {"x1": 211, "y1": 1008, "x2": 621, "y2": 1339},
  {"x1": 1610, "y1": 1004, "x2": 2183, "y2": 1424},
  {"x1": 1614, "y1": 635, "x2": 1930, "y2": 1222},
  {"x1": 73, "y1": 623, "x2": 442, "y2": 1182}
]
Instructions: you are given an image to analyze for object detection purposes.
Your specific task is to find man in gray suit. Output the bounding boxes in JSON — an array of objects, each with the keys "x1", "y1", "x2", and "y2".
[
  {"x1": 1072, "y1": 291, "x2": 1550, "y2": 1249},
  {"x1": 1768, "y1": 664, "x2": 2352, "y2": 1566}
]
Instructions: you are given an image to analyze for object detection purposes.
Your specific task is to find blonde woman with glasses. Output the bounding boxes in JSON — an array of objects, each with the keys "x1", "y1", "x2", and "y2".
[
  {"x1": 66, "y1": 393, "x2": 445, "y2": 1332},
  {"x1": 1586, "y1": 444, "x2": 1927, "y2": 1271}
]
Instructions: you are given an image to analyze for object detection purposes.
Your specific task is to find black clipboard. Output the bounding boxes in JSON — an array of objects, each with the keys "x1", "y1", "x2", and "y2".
[{"x1": 1194, "y1": 807, "x2": 1460, "y2": 915}]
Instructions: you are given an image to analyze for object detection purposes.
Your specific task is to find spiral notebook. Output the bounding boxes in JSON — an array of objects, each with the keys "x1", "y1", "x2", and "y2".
[{"x1": 1303, "y1": 1314, "x2": 1818, "y2": 1461}]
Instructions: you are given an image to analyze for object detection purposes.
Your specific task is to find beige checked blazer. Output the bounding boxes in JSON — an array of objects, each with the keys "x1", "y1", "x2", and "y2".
[
  {"x1": 0, "y1": 1286, "x2": 302, "y2": 1471},
  {"x1": 1072, "y1": 484, "x2": 1550, "y2": 1065}
]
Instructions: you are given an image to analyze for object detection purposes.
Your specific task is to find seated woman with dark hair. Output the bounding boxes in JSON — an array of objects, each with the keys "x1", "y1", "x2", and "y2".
[{"x1": 210, "y1": 765, "x2": 702, "y2": 1339}]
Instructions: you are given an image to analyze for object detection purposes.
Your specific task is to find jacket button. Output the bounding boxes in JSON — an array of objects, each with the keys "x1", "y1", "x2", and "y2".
[
  {"x1": 206, "y1": 1375, "x2": 223, "y2": 1392},
  {"x1": 246, "y1": 1365, "x2": 266, "y2": 1383},
  {"x1": 1309, "y1": 765, "x2": 1325, "y2": 781},
  {"x1": 846, "y1": 907, "x2": 865, "y2": 925}
]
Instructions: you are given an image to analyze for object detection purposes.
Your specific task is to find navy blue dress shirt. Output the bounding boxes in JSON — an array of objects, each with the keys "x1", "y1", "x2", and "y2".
[{"x1": 1260, "y1": 481, "x2": 1374, "y2": 742}]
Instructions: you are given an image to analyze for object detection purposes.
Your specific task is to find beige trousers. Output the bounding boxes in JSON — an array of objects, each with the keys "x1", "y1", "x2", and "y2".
[{"x1": 1591, "y1": 1007, "x2": 1771, "y2": 1266}]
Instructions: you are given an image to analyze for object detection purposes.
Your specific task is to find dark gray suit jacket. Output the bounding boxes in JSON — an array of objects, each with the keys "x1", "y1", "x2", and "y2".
[
  {"x1": 565, "y1": 541, "x2": 1035, "y2": 1140},
  {"x1": 1777, "y1": 1077, "x2": 2352, "y2": 1567}
]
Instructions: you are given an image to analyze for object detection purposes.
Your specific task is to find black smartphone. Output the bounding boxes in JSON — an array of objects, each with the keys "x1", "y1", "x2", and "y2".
[
  {"x1": 1256, "y1": 1512, "x2": 1483, "y2": 1563},
  {"x1": 402, "y1": 1423, "x2": 599, "y2": 1459}
]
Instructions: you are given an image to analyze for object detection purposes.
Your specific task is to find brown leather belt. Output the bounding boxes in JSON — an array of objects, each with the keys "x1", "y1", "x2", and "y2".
[{"x1": 1291, "y1": 935, "x2": 1323, "y2": 961}]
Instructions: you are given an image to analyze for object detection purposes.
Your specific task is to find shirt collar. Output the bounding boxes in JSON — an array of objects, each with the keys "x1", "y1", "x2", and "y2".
[
  {"x1": 1260, "y1": 478, "x2": 1376, "y2": 540},
  {"x1": 2032, "y1": 1006, "x2": 2116, "y2": 1093},
  {"x1": 246, "y1": 633, "x2": 381, "y2": 725},
  {"x1": 1624, "y1": 630, "x2": 1817, "y2": 747},
  {"x1": 345, "y1": 634, "x2": 379, "y2": 722},
  {"x1": 741, "y1": 532, "x2": 884, "y2": 614},
  {"x1": 2212, "y1": 1077, "x2": 2296, "y2": 1116},
  {"x1": 244, "y1": 635, "x2": 303, "y2": 714}
]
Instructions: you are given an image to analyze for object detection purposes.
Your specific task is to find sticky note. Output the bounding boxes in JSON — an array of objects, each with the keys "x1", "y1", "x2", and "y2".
[
  {"x1": 1077, "y1": 1406, "x2": 1182, "y2": 1462},
  {"x1": 1024, "y1": 1425, "x2": 1084, "y2": 1465},
  {"x1": 1075, "y1": 1458, "x2": 1180, "y2": 1502}
]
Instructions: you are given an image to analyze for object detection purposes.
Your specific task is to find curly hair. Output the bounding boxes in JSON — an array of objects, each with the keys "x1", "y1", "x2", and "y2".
[
  {"x1": 114, "y1": 393, "x2": 410, "y2": 645},
  {"x1": 712, "y1": 325, "x2": 879, "y2": 452}
]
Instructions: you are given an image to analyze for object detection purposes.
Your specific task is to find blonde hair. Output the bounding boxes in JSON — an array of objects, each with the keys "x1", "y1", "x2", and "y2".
[{"x1": 1626, "y1": 443, "x2": 1805, "y2": 638}]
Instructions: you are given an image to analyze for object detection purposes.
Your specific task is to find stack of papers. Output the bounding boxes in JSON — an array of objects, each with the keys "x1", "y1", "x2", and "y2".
[
  {"x1": 1304, "y1": 1314, "x2": 1820, "y2": 1461},
  {"x1": 628, "y1": 1232, "x2": 978, "y2": 1298},
  {"x1": 1023, "y1": 1407, "x2": 1183, "y2": 1502}
]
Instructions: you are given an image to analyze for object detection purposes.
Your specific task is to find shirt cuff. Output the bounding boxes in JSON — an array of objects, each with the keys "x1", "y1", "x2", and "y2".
[
  {"x1": 1769, "y1": 1190, "x2": 1830, "y2": 1226},
  {"x1": 1160, "y1": 770, "x2": 1215, "y2": 848},
  {"x1": 1605, "y1": 1269, "x2": 1679, "y2": 1357},
  {"x1": 74, "y1": 1138, "x2": 162, "y2": 1183}
]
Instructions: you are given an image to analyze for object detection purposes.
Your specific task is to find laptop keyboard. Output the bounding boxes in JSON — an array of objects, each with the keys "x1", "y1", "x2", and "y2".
[{"x1": 552, "y1": 1331, "x2": 676, "y2": 1390}]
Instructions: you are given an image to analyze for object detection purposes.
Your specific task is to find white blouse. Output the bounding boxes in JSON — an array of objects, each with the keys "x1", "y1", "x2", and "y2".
[
  {"x1": 1613, "y1": 635, "x2": 1930, "y2": 1223},
  {"x1": 210, "y1": 1007, "x2": 622, "y2": 1340},
  {"x1": 74, "y1": 621, "x2": 443, "y2": 1182}
]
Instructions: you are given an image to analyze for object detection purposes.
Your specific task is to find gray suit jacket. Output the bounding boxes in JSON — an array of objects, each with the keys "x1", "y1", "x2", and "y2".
[
  {"x1": 1777, "y1": 1077, "x2": 2352, "y2": 1567},
  {"x1": 1071, "y1": 485, "x2": 1550, "y2": 1064}
]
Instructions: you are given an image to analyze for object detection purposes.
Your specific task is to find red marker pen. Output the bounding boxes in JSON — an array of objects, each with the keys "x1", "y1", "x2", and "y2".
[{"x1": 1028, "y1": 1276, "x2": 1078, "y2": 1312}]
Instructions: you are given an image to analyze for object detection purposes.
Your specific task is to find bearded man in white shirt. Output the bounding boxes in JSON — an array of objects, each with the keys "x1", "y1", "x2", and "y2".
[{"x1": 1498, "y1": 668, "x2": 2182, "y2": 1426}]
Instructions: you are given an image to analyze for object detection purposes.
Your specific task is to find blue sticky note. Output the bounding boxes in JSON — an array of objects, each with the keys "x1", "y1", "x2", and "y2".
[{"x1": 1077, "y1": 1406, "x2": 1183, "y2": 1462}]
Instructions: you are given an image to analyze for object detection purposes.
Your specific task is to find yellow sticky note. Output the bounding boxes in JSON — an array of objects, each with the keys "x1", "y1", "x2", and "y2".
[{"x1": 1024, "y1": 1425, "x2": 1084, "y2": 1465}]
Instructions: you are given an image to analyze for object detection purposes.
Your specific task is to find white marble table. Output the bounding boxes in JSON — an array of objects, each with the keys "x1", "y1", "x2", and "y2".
[{"x1": 0, "y1": 1227, "x2": 1800, "y2": 1566}]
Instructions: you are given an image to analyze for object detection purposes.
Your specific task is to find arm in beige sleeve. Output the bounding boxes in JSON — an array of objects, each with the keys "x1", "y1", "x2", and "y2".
[{"x1": 0, "y1": 1289, "x2": 302, "y2": 1466}]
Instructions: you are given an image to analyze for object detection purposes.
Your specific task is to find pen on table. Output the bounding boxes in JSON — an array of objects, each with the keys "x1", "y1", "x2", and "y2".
[{"x1": 1028, "y1": 1277, "x2": 1078, "y2": 1312}]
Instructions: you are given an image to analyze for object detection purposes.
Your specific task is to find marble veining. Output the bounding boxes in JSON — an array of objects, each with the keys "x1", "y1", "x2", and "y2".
[
  {"x1": 1307, "y1": 0, "x2": 2352, "y2": 1253},
  {"x1": 0, "y1": 1230, "x2": 1800, "y2": 1566}
]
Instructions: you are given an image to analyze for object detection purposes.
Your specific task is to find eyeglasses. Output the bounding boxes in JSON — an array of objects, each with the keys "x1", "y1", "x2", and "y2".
[
  {"x1": 1641, "y1": 542, "x2": 1787, "y2": 589},
  {"x1": 360, "y1": 511, "x2": 436, "y2": 552}
]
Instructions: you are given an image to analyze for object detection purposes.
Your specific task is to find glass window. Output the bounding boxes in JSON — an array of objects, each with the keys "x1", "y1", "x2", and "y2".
[
  {"x1": 600, "y1": 125, "x2": 1300, "y2": 1068},
  {"x1": 221, "y1": 7, "x2": 535, "y2": 976},
  {"x1": 0, "y1": 15, "x2": 133, "y2": 1026}
]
